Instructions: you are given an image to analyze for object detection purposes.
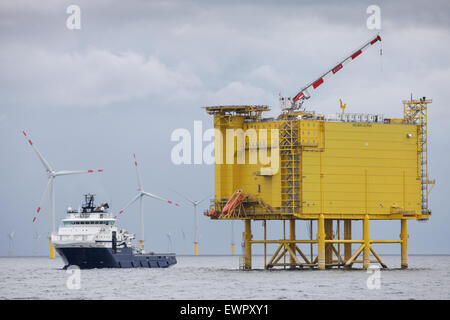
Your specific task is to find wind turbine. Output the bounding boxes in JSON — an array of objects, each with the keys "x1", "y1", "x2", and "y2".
[
  {"x1": 166, "y1": 233, "x2": 172, "y2": 252},
  {"x1": 180, "y1": 228, "x2": 187, "y2": 254},
  {"x1": 22, "y1": 131, "x2": 103, "y2": 259},
  {"x1": 172, "y1": 190, "x2": 210, "y2": 256},
  {"x1": 33, "y1": 231, "x2": 42, "y2": 256},
  {"x1": 231, "y1": 221, "x2": 235, "y2": 256},
  {"x1": 8, "y1": 230, "x2": 15, "y2": 256},
  {"x1": 116, "y1": 154, "x2": 180, "y2": 253}
]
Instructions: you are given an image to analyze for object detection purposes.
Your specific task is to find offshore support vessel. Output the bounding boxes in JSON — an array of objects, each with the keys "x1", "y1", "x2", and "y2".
[{"x1": 51, "y1": 194, "x2": 176, "y2": 269}]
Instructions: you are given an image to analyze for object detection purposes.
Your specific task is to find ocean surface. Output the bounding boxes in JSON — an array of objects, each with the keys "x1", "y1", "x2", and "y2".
[{"x1": 0, "y1": 255, "x2": 449, "y2": 300}]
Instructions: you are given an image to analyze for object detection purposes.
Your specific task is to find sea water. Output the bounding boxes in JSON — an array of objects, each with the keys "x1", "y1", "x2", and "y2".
[{"x1": 0, "y1": 255, "x2": 449, "y2": 299}]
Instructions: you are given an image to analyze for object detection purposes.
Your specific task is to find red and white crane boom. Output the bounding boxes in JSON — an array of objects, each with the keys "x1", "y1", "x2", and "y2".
[{"x1": 283, "y1": 35, "x2": 381, "y2": 111}]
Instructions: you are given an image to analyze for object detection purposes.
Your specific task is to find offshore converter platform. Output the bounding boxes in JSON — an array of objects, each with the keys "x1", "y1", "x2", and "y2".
[{"x1": 204, "y1": 35, "x2": 434, "y2": 270}]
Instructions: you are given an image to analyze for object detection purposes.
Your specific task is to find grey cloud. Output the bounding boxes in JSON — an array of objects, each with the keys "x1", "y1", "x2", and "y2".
[{"x1": 0, "y1": 46, "x2": 203, "y2": 107}]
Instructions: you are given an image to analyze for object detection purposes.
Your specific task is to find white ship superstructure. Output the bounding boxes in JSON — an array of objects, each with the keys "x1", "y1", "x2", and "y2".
[
  {"x1": 51, "y1": 194, "x2": 176, "y2": 269},
  {"x1": 52, "y1": 197, "x2": 134, "y2": 249}
]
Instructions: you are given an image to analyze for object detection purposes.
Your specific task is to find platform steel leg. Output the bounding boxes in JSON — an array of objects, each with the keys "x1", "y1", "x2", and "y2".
[
  {"x1": 344, "y1": 220, "x2": 352, "y2": 264},
  {"x1": 401, "y1": 219, "x2": 408, "y2": 269},
  {"x1": 244, "y1": 219, "x2": 252, "y2": 270},
  {"x1": 263, "y1": 220, "x2": 267, "y2": 269},
  {"x1": 318, "y1": 214, "x2": 325, "y2": 269},
  {"x1": 325, "y1": 219, "x2": 333, "y2": 266},
  {"x1": 310, "y1": 220, "x2": 314, "y2": 263},
  {"x1": 363, "y1": 215, "x2": 370, "y2": 270},
  {"x1": 289, "y1": 219, "x2": 296, "y2": 268}
]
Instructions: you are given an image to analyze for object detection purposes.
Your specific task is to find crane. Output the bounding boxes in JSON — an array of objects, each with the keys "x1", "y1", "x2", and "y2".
[{"x1": 281, "y1": 35, "x2": 382, "y2": 112}]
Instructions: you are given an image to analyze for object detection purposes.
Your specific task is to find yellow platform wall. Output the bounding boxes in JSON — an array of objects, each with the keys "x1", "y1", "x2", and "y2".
[
  {"x1": 301, "y1": 121, "x2": 420, "y2": 217},
  {"x1": 213, "y1": 116, "x2": 421, "y2": 219}
]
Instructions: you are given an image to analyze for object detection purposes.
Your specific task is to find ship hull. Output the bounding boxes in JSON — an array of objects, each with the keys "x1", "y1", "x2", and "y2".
[{"x1": 56, "y1": 247, "x2": 176, "y2": 269}]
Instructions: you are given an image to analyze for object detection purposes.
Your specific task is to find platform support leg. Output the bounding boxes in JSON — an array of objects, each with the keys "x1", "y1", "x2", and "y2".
[
  {"x1": 309, "y1": 220, "x2": 314, "y2": 263},
  {"x1": 363, "y1": 215, "x2": 370, "y2": 270},
  {"x1": 317, "y1": 214, "x2": 325, "y2": 270},
  {"x1": 244, "y1": 219, "x2": 252, "y2": 270},
  {"x1": 400, "y1": 219, "x2": 408, "y2": 269},
  {"x1": 289, "y1": 219, "x2": 296, "y2": 268},
  {"x1": 325, "y1": 219, "x2": 333, "y2": 266},
  {"x1": 264, "y1": 220, "x2": 267, "y2": 269},
  {"x1": 344, "y1": 220, "x2": 352, "y2": 266}
]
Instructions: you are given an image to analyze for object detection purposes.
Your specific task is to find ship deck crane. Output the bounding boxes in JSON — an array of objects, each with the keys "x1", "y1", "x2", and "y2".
[{"x1": 281, "y1": 35, "x2": 381, "y2": 112}]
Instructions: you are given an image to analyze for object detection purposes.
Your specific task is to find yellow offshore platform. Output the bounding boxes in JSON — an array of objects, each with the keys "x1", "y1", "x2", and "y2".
[{"x1": 204, "y1": 36, "x2": 434, "y2": 270}]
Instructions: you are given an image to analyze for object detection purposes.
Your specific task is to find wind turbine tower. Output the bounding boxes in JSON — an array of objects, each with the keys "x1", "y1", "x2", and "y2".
[
  {"x1": 231, "y1": 221, "x2": 235, "y2": 256},
  {"x1": 8, "y1": 231, "x2": 15, "y2": 257},
  {"x1": 33, "y1": 231, "x2": 42, "y2": 256},
  {"x1": 117, "y1": 154, "x2": 179, "y2": 253},
  {"x1": 166, "y1": 233, "x2": 172, "y2": 252},
  {"x1": 172, "y1": 190, "x2": 210, "y2": 256},
  {"x1": 180, "y1": 229, "x2": 187, "y2": 254}
]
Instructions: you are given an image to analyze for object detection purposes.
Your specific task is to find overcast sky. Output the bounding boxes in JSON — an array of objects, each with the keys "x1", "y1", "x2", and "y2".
[{"x1": 1, "y1": 0, "x2": 449, "y2": 258}]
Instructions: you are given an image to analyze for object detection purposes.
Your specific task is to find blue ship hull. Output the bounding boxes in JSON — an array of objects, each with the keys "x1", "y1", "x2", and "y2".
[{"x1": 56, "y1": 247, "x2": 176, "y2": 269}]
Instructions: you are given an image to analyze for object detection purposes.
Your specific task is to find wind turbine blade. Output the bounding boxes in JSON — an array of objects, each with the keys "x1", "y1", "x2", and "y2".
[
  {"x1": 143, "y1": 191, "x2": 180, "y2": 207},
  {"x1": 133, "y1": 154, "x2": 143, "y2": 190},
  {"x1": 117, "y1": 194, "x2": 140, "y2": 217},
  {"x1": 170, "y1": 188, "x2": 195, "y2": 205},
  {"x1": 54, "y1": 169, "x2": 103, "y2": 176},
  {"x1": 22, "y1": 131, "x2": 53, "y2": 172},
  {"x1": 142, "y1": 191, "x2": 167, "y2": 202},
  {"x1": 33, "y1": 178, "x2": 53, "y2": 222}
]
